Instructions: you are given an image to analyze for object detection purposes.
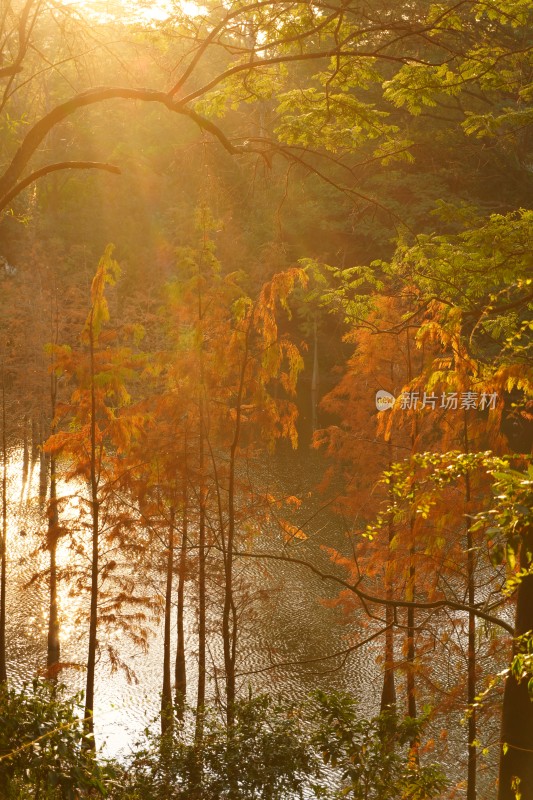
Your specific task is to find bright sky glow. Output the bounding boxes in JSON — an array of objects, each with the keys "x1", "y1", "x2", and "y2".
[{"x1": 60, "y1": 0, "x2": 206, "y2": 23}]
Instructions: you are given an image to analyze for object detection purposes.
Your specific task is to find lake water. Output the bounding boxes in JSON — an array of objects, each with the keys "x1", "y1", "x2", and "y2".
[{"x1": 4, "y1": 446, "x2": 500, "y2": 796}]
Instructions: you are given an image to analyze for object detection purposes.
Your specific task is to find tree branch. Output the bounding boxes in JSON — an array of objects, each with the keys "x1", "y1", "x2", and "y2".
[
  {"x1": 0, "y1": 85, "x2": 263, "y2": 212},
  {"x1": 0, "y1": 87, "x2": 167, "y2": 205},
  {"x1": 0, "y1": 160, "x2": 121, "y2": 209},
  {"x1": 178, "y1": 48, "x2": 442, "y2": 107},
  {"x1": 234, "y1": 549, "x2": 514, "y2": 634},
  {"x1": 0, "y1": 64, "x2": 23, "y2": 78}
]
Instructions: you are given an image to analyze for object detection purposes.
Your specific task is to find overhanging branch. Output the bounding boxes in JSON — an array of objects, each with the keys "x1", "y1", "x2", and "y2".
[
  {"x1": 234, "y1": 549, "x2": 514, "y2": 634},
  {"x1": 0, "y1": 86, "x2": 258, "y2": 213},
  {"x1": 0, "y1": 160, "x2": 121, "y2": 210}
]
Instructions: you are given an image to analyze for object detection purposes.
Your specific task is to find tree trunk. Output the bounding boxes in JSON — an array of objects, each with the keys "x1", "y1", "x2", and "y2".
[
  {"x1": 31, "y1": 415, "x2": 39, "y2": 463},
  {"x1": 161, "y1": 507, "x2": 174, "y2": 735},
  {"x1": 195, "y1": 398, "x2": 206, "y2": 742},
  {"x1": 406, "y1": 564, "x2": 419, "y2": 761},
  {"x1": 84, "y1": 319, "x2": 98, "y2": 745},
  {"x1": 175, "y1": 473, "x2": 187, "y2": 718},
  {"x1": 311, "y1": 316, "x2": 319, "y2": 433},
  {"x1": 406, "y1": 564, "x2": 417, "y2": 727},
  {"x1": 381, "y1": 605, "x2": 396, "y2": 712},
  {"x1": 39, "y1": 415, "x2": 48, "y2": 506},
  {"x1": 405, "y1": 334, "x2": 417, "y2": 753},
  {"x1": 46, "y1": 453, "x2": 60, "y2": 673},
  {"x1": 466, "y1": 517, "x2": 477, "y2": 800},
  {"x1": 381, "y1": 539, "x2": 395, "y2": 715},
  {"x1": 464, "y1": 417, "x2": 477, "y2": 800},
  {"x1": 84, "y1": 496, "x2": 99, "y2": 745},
  {"x1": 498, "y1": 525, "x2": 533, "y2": 800},
  {"x1": 22, "y1": 412, "x2": 29, "y2": 488},
  {"x1": 0, "y1": 377, "x2": 7, "y2": 684},
  {"x1": 223, "y1": 330, "x2": 249, "y2": 731},
  {"x1": 47, "y1": 369, "x2": 60, "y2": 674},
  {"x1": 381, "y1": 439, "x2": 396, "y2": 712}
]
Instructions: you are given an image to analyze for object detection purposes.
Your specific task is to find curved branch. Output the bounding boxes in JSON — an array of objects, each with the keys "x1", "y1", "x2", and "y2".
[
  {"x1": 178, "y1": 106, "x2": 240, "y2": 155},
  {"x1": 178, "y1": 48, "x2": 441, "y2": 107},
  {"x1": 466, "y1": 288, "x2": 533, "y2": 322},
  {"x1": 0, "y1": 85, "x2": 258, "y2": 213},
  {"x1": 234, "y1": 549, "x2": 514, "y2": 634},
  {"x1": 168, "y1": 0, "x2": 345, "y2": 98},
  {"x1": 0, "y1": 160, "x2": 121, "y2": 209},
  {"x1": 0, "y1": 86, "x2": 170, "y2": 204}
]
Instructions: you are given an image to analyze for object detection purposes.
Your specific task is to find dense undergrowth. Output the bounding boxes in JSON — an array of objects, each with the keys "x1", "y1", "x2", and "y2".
[{"x1": 0, "y1": 681, "x2": 447, "y2": 800}]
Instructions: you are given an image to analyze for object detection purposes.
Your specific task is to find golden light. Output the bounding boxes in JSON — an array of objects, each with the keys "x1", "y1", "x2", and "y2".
[{"x1": 59, "y1": 0, "x2": 206, "y2": 22}]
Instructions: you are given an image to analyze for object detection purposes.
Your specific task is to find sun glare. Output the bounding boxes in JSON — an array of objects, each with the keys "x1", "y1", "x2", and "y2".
[{"x1": 60, "y1": 0, "x2": 205, "y2": 23}]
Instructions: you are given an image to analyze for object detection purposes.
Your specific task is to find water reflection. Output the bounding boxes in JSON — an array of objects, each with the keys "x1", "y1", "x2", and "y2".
[
  {"x1": 6, "y1": 446, "x2": 381, "y2": 755},
  {"x1": 4, "y1": 446, "x2": 498, "y2": 797}
]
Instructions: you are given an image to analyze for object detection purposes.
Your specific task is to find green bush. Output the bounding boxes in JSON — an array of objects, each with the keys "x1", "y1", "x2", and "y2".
[
  {"x1": 0, "y1": 684, "x2": 447, "y2": 800},
  {"x1": 0, "y1": 679, "x2": 107, "y2": 800},
  {"x1": 309, "y1": 691, "x2": 447, "y2": 800},
  {"x1": 110, "y1": 692, "x2": 447, "y2": 800},
  {"x1": 109, "y1": 694, "x2": 315, "y2": 800}
]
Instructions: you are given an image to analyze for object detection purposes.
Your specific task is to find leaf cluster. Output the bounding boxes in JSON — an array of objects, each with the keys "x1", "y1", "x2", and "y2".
[{"x1": 0, "y1": 680, "x2": 108, "y2": 800}]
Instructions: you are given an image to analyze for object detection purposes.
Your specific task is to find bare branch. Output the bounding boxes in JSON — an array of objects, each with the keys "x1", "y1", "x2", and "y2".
[
  {"x1": 234, "y1": 549, "x2": 514, "y2": 634},
  {"x1": 0, "y1": 160, "x2": 121, "y2": 209}
]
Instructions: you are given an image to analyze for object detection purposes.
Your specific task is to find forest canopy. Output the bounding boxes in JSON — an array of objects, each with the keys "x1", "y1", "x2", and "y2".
[{"x1": 0, "y1": 1, "x2": 532, "y2": 799}]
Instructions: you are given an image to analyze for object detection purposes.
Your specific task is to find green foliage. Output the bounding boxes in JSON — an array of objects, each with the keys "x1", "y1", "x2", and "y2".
[
  {"x1": 383, "y1": 64, "x2": 462, "y2": 116},
  {"x1": 0, "y1": 680, "x2": 108, "y2": 799},
  {"x1": 106, "y1": 692, "x2": 447, "y2": 800},
  {"x1": 297, "y1": 258, "x2": 384, "y2": 326},
  {"x1": 309, "y1": 691, "x2": 447, "y2": 800},
  {"x1": 108, "y1": 694, "x2": 315, "y2": 800},
  {"x1": 276, "y1": 88, "x2": 395, "y2": 152},
  {"x1": 387, "y1": 210, "x2": 533, "y2": 309},
  {"x1": 473, "y1": 460, "x2": 533, "y2": 581}
]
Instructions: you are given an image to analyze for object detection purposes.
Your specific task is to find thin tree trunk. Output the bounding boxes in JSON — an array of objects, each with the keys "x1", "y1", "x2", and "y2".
[
  {"x1": 39, "y1": 414, "x2": 50, "y2": 508},
  {"x1": 31, "y1": 415, "x2": 39, "y2": 463},
  {"x1": 498, "y1": 524, "x2": 533, "y2": 800},
  {"x1": 381, "y1": 598, "x2": 396, "y2": 711},
  {"x1": 175, "y1": 468, "x2": 187, "y2": 718},
  {"x1": 22, "y1": 412, "x2": 29, "y2": 487},
  {"x1": 194, "y1": 237, "x2": 208, "y2": 745},
  {"x1": 405, "y1": 333, "x2": 417, "y2": 754},
  {"x1": 380, "y1": 523, "x2": 396, "y2": 712},
  {"x1": 311, "y1": 315, "x2": 319, "y2": 433},
  {"x1": 406, "y1": 562, "x2": 417, "y2": 725},
  {"x1": 47, "y1": 303, "x2": 60, "y2": 674},
  {"x1": 0, "y1": 374, "x2": 7, "y2": 685},
  {"x1": 195, "y1": 397, "x2": 206, "y2": 742},
  {"x1": 464, "y1": 415, "x2": 477, "y2": 800},
  {"x1": 84, "y1": 316, "x2": 98, "y2": 745},
  {"x1": 381, "y1": 438, "x2": 396, "y2": 712},
  {"x1": 46, "y1": 451, "x2": 60, "y2": 673},
  {"x1": 85, "y1": 497, "x2": 98, "y2": 743},
  {"x1": 223, "y1": 327, "x2": 249, "y2": 730},
  {"x1": 161, "y1": 506, "x2": 174, "y2": 735}
]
